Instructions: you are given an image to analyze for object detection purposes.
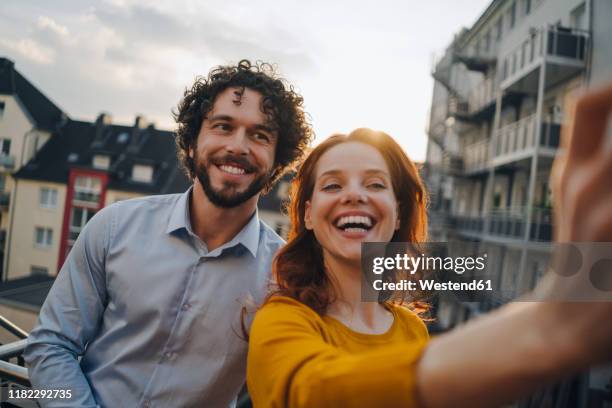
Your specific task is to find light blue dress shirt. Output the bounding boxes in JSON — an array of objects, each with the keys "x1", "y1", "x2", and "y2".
[{"x1": 24, "y1": 187, "x2": 284, "y2": 407}]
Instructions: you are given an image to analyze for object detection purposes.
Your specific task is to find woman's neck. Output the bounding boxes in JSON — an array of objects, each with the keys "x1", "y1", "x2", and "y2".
[{"x1": 323, "y1": 253, "x2": 394, "y2": 335}]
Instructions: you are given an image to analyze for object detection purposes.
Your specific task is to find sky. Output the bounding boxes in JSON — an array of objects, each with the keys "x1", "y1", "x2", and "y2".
[{"x1": 0, "y1": 0, "x2": 492, "y2": 162}]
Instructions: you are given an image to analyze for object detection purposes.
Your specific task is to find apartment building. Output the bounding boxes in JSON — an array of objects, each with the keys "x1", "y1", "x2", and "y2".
[
  {"x1": 425, "y1": 0, "x2": 611, "y2": 405},
  {"x1": 0, "y1": 58, "x2": 67, "y2": 279},
  {"x1": 426, "y1": 0, "x2": 610, "y2": 320}
]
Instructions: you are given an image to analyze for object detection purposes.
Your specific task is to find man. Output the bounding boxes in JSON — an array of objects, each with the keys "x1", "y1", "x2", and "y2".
[{"x1": 24, "y1": 60, "x2": 313, "y2": 407}]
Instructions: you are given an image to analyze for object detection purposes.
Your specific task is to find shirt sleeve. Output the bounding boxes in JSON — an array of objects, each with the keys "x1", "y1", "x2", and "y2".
[
  {"x1": 23, "y1": 205, "x2": 114, "y2": 408},
  {"x1": 246, "y1": 297, "x2": 428, "y2": 408}
]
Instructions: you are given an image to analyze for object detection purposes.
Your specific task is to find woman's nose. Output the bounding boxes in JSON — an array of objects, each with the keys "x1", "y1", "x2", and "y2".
[{"x1": 341, "y1": 185, "x2": 367, "y2": 204}]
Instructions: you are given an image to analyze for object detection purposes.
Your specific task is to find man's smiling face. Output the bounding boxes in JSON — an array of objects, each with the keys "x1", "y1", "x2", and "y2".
[{"x1": 191, "y1": 87, "x2": 278, "y2": 208}]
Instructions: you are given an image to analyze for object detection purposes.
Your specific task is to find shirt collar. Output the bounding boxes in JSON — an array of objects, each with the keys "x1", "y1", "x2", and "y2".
[
  {"x1": 166, "y1": 186, "x2": 193, "y2": 235},
  {"x1": 166, "y1": 185, "x2": 261, "y2": 257}
]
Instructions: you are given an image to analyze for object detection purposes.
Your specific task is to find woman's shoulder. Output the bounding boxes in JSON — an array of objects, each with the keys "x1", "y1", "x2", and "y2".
[
  {"x1": 388, "y1": 303, "x2": 430, "y2": 340},
  {"x1": 254, "y1": 295, "x2": 324, "y2": 328}
]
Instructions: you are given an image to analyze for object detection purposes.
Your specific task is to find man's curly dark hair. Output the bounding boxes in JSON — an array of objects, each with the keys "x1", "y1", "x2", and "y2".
[{"x1": 173, "y1": 59, "x2": 313, "y2": 191}]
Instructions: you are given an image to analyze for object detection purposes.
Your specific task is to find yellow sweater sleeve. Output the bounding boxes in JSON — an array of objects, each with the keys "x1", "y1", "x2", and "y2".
[{"x1": 247, "y1": 296, "x2": 428, "y2": 408}]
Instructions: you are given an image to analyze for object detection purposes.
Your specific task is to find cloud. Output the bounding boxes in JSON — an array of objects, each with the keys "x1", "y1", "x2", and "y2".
[{"x1": 0, "y1": 38, "x2": 55, "y2": 64}]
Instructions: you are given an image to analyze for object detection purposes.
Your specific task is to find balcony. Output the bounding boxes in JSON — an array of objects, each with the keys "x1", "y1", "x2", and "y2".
[
  {"x1": 463, "y1": 139, "x2": 489, "y2": 174},
  {"x1": 500, "y1": 25, "x2": 589, "y2": 92},
  {"x1": 0, "y1": 154, "x2": 15, "y2": 170},
  {"x1": 453, "y1": 39, "x2": 498, "y2": 73},
  {"x1": 487, "y1": 207, "x2": 553, "y2": 242},
  {"x1": 493, "y1": 115, "x2": 560, "y2": 165},
  {"x1": 489, "y1": 207, "x2": 525, "y2": 239},
  {"x1": 453, "y1": 215, "x2": 485, "y2": 234}
]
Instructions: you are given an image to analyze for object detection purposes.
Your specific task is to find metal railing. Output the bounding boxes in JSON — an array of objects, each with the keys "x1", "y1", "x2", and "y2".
[
  {"x1": 494, "y1": 114, "x2": 561, "y2": 159},
  {"x1": 494, "y1": 114, "x2": 537, "y2": 158},
  {"x1": 501, "y1": 25, "x2": 589, "y2": 82}
]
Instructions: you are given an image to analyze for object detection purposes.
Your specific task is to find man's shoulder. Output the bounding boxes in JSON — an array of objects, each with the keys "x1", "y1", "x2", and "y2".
[
  {"x1": 258, "y1": 219, "x2": 286, "y2": 249},
  {"x1": 105, "y1": 192, "x2": 186, "y2": 215}
]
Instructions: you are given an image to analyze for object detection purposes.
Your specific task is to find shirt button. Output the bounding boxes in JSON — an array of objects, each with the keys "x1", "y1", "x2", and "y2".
[
  {"x1": 181, "y1": 303, "x2": 191, "y2": 311},
  {"x1": 164, "y1": 351, "x2": 174, "y2": 360},
  {"x1": 142, "y1": 400, "x2": 150, "y2": 408}
]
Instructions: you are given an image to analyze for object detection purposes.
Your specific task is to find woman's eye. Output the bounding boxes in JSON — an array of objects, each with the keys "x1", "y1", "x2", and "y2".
[
  {"x1": 369, "y1": 182, "x2": 386, "y2": 189},
  {"x1": 322, "y1": 183, "x2": 341, "y2": 191}
]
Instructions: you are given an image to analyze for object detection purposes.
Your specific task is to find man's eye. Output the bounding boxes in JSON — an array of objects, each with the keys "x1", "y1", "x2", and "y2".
[
  {"x1": 254, "y1": 132, "x2": 271, "y2": 143},
  {"x1": 213, "y1": 123, "x2": 231, "y2": 131}
]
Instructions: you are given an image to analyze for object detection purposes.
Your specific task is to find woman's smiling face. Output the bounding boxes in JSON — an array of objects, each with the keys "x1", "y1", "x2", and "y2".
[{"x1": 305, "y1": 141, "x2": 400, "y2": 265}]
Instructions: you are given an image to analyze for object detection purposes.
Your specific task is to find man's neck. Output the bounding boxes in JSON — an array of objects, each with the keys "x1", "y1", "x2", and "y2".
[{"x1": 189, "y1": 180, "x2": 259, "y2": 252}]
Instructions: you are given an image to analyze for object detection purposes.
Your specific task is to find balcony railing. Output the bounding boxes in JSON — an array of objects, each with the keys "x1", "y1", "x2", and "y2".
[
  {"x1": 0, "y1": 315, "x2": 34, "y2": 407},
  {"x1": 489, "y1": 207, "x2": 526, "y2": 238},
  {"x1": 494, "y1": 115, "x2": 561, "y2": 159},
  {"x1": 488, "y1": 206, "x2": 553, "y2": 241},
  {"x1": 495, "y1": 115, "x2": 537, "y2": 157},
  {"x1": 453, "y1": 215, "x2": 485, "y2": 233},
  {"x1": 463, "y1": 139, "x2": 490, "y2": 172},
  {"x1": 501, "y1": 25, "x2": 589, "y2": 82}
]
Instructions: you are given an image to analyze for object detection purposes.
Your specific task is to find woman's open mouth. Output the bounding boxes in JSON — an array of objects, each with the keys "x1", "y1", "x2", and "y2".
[{"x1": 334, "y1": 214, "x2": 376, "y2": 234}]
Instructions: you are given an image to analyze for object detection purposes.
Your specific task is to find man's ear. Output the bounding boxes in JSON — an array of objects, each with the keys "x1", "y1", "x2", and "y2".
[{"x1": 304, "y1": 201, "x2": 313, "y2": 230}]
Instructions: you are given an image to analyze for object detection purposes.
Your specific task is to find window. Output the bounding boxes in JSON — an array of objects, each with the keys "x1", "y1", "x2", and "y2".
[
  {"x1": 0, "y1": 138, "x2": 10, "y2": 155},
  {"x1": 40, "y1": 187, "x2": 58, "y2": 209},
  {"x1": 34, "y1": 227, "x2": 53, "y2": 248},
  {"x1": 69, "y1": 207, "x2": 96, "y2": 241},
  {"x1": 0, "y1": 174, "x2": 5, "y2": 192},
  {"x1": 93, "y1": 155, "x2": 111, "y2": 170},
  {"x1": 0, "y1": 101, "x2": 5, "y2": 119},
  {"x1": 524, "y1": 0, "x2": 531, "y2": 15},
  {"x1": 73, "y1": 176, "x2": 102, "y2": 204},
  {"x1": 31, "y1": 266, "x2": 49, "y2": 276},
  {"x1": 509, "y1": 2, "x2": 516, "y2": 29},
  {"x1": 483, "y1": 30, "x2": 491, "y2": 51},
  {"x1": 132, "y1": 164, "x2": 153, "y2": 183},
  {"x1": 495, "y1": 17, "x2": 503, "y2": 41}
]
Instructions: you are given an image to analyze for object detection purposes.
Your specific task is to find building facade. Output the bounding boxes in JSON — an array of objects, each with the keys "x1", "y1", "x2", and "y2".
[
  {"x1": 0, "y1": 58, "x2": 67, "y2": 279},
  {"x1": 424, "y1": 0, "x2": 611, "y2": 405}
]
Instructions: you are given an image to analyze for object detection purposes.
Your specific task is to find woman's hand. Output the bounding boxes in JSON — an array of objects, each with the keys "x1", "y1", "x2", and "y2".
[
  {"x1": 416, "y1": 84, "x2": 612, "y2": 408},
  {"x1": 551, "y1": 83, "x2": 612, "y2": 242},
  {"x1": 535, "y1": 83, "x2": 612, "y2": 366}
]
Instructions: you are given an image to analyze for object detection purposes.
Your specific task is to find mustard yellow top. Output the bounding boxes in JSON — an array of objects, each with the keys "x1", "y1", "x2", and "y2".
[{"x1": 247, "y1": 296, "x2": 429, "y2": 408}]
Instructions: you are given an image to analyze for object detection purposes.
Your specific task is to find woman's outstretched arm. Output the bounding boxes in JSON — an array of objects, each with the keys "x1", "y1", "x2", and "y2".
[{"x1": 416, "y1": 83, "x2": 612, "y2": 408}]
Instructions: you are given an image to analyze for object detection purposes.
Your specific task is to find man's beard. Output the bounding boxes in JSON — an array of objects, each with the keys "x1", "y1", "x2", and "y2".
[{"x1": 194, "y1": 153, "x2": 270, "y2": 208}]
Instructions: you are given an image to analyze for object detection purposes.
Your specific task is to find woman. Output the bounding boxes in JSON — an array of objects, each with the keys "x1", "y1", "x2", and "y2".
[{"x1": 247, "y1": 85, "x2": 612, "y2": 408}]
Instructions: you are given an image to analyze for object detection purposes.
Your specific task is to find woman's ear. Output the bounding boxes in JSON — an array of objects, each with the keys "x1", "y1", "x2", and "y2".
[{"x1": 304, "y1": 201, "x2": 313, "y2": 230}]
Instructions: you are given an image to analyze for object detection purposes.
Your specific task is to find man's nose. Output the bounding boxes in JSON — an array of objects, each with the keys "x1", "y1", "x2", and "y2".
[{"x1": 225, "y1": 128, "x2": 249, "y2": 155}]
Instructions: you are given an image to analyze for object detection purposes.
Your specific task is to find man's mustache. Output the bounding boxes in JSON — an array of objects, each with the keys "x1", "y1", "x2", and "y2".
[{"x1": 210, "y1": 154, "x2": 257, "y2": 173}]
